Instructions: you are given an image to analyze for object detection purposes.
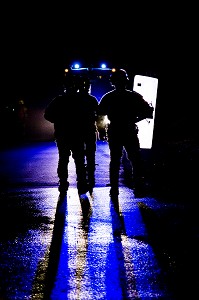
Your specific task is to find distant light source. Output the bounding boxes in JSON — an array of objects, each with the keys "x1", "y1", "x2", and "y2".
[
  {"x1": 101, "y1": 63, "x2": 107, "y2": 69},
  {"x1": 74, "y1": 63, "x2": 80, "y2": 69}
]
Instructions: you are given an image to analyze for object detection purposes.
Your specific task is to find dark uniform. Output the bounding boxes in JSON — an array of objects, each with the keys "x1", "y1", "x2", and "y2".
[
  {"x1": 76, "y1": 75, "x2": 99, "y2": 196},
  {"x1": 98, "y1": 69, "x2": 154, "y2": 198},
  {"x1": 44, "y1": 74, "x2": 89, "y2": 198}
]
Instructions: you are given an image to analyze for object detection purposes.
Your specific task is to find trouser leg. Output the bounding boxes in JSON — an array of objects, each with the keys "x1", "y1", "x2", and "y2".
[
  {"x1": 56, "y1": 139, "x2": 70, "y2": 193},
  {"x1": 72, "y1": 144, "x2": 89, "y2": 195},
  {"x1": 109, "y1": 142, "x2": 123, "y2": 196},
  {"x1": 124, "y1": 134, "x2": 143, "y2": 187},
  {"x1": 85, "y1": 141, "x2": 96, "y2": 194}
]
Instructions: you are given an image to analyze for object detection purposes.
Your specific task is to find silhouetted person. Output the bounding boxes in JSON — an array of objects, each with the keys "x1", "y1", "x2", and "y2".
[
  {"x1": 98, "y1": 68, "x2": 154, "y2": 198},
  {"x1": 76, "y1": 75, "x2": 99, "y2": 196},
  {"x1": 44, "y1": 72, "x2": 89, "y2": 201}
]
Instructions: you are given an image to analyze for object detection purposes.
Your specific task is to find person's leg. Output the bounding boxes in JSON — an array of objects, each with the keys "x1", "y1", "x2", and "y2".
[
  {"x1": 124, "y1": 134, "x2": 143, "y2": 189},
  {"x1": 84, "y1": 136, "x2": 96, "y2": 195},
  {"x1": 72, "y1": 141, "x2": 89, "y2": 196},
  {"x1": 56, "y1": 138, "x2": 70, "y2": 195},
  {"x1": 108, "y1": 138, "x2": 123, "y2": 197}
]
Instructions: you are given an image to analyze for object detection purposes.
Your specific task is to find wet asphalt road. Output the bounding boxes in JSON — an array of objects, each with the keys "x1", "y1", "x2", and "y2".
[{"x1": 0, "y1": 140, "x2": 199, "y2": 299}]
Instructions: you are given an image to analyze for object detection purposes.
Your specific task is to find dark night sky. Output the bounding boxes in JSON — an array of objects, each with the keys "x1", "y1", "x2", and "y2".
[
  {"x1": 1, "y1": 3, "x2": 197, "y2": 125},
  {"x1": 1, "y1": 3, "x2": 198, "y2": 145},
  {"x1": 2, "y1": 3, "x2": 167, "y2": 103}
]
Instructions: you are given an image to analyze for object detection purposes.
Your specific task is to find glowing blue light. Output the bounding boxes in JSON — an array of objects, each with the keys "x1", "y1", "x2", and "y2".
[
  {"x1": 101, "y1": 63, "x2": 107, "y2": 69},
  {"x1": 74, "y1": 63, "x2": 80, "y2": 69}
]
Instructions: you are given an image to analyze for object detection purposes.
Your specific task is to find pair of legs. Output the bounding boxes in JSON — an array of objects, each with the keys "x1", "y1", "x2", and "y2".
[
  {"x1": 56, "y1": 137, "x2": 88, "y2": 196},
  {"x1": 108, "y1": 131, "x2": 142, "y2": 197}
]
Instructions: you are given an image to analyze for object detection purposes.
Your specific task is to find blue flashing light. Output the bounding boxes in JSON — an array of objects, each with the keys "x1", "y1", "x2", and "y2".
[
  {"x1": 101, "y1": 63, "x2": 107, "y2": 69},
  {"x1": 69, "y1": 62, "x2": 113, "y2": 71},
  {"x1": 74, "y1": 63, "x2": 80, "y2": 69}
]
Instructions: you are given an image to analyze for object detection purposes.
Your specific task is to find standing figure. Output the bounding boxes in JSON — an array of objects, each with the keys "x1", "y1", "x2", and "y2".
[
  {"x1": 76, "y1": 75, "x2": 99, "y2": 196},
  {"x1": 44, "y1": 73, "x2": 89, "y2": 201},
  {"x1": 98, "y1": 68, "x2": 153, "y2": 199}
]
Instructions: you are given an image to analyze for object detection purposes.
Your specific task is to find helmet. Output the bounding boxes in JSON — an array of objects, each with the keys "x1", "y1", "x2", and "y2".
[{"x1": 110, "y1": 68, "x2": 129, "y2": 85}]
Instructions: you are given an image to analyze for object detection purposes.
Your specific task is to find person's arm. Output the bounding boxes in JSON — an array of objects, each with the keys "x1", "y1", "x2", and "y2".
[{"x1": 136, "y1": 94, "x2": 154, "y2": 123}]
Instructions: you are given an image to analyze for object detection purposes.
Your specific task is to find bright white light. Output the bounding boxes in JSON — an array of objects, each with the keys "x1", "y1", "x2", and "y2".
[
  {"x1": 101, "y1": 63, "x2": 107, "y2": 69},
  {"x1": 103, "y1": 115, "x2": 110, "y2": 125},
  {"x1": 133, "y1": 75, "x2": 158, "y2": 149},
  {"x1": 74, "y1": 63, "x2": 80, "y2": 69}
]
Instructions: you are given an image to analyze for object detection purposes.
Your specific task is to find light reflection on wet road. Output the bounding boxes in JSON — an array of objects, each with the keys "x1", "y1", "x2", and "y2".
[
  {"x1": 0, "y1": 141, "x2": 198, "y2": 299},
  {"x1": 48, "y1": 188, "x2": 170, "y2": 300}
]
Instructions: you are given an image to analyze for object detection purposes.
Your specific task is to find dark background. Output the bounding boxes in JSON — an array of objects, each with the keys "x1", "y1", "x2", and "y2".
[
  {"x1": 1, "y1": 3, "x2": 197, "y2": 144},
  {"x1": 1, "y1": 3, "x2": 173, "y2": 100}
]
